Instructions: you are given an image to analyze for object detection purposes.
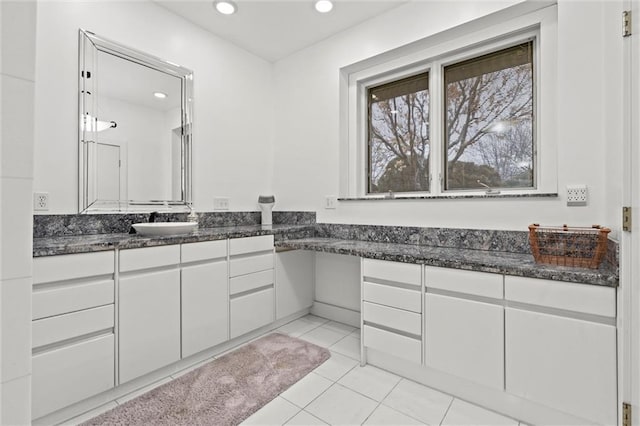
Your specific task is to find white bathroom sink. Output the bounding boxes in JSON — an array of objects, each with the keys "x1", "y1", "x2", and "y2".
[{"x1": 132, "y1": 222, "x2": 198, "y2": 236}]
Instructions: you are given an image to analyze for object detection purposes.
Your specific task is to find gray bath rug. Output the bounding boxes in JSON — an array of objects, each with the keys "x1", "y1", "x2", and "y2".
[{"x1": 82, "y1": 333, "x2": 330, "y2": 426}]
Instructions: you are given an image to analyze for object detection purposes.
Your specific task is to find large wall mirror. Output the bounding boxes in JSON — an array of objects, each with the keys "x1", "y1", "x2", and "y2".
[{"x1": 78, "y1": 29, "x2": 193, "y2": 213}]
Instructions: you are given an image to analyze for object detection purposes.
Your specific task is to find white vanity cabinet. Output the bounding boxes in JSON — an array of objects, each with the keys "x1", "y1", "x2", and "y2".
[
  {"x1": 504, "y1": 276, "x2": 617, "y2": 425},
  {"x1": 362, "y1": 259, "x2": 422, "y2": 364},
  {"x1": 275, "y1": 249, "x2": 314, "y2": 320},
  {"x1": 180, "y1": 240, "x2": 229, "y2": 358},
  {"x1": 229, "y1": 235, "x2": 275, "y2": 338},
  {"x1": 424, "y1": 267, "x2": 504, "y2": 390},
  {"x1": 118, "y1": 245, "x2": 181, "y2": 384},
  {"x1": 31, "y1": 251, "x2": 116, "y2": 420}
]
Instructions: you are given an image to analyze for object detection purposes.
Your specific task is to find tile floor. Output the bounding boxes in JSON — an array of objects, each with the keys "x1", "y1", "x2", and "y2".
[
  {"x1": 244, "y1": 314, "x2": 524, "y2": 426},
  {"x1": 69, "y1": 314, "x2": 526, "y2": 426}
]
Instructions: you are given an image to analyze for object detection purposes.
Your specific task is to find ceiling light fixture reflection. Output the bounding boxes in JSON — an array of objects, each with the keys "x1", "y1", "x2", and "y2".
[
  {"x1": 214, "y1": 0, "x2": 237, "y2": 15},
  {"x1": 153, "y1": 91, "x2": 168, "y2": 99},
  {"x1": 315, "y1": 0, "x2": 333, "y2": 13}
]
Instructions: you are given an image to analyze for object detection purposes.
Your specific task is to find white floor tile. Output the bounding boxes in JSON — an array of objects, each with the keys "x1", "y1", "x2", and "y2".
[
  {"x1": 363, "y1": 404, "x2": 425, "y2": 425},
  {"x1": 338, "y1": 365, "x2": 401, "y2": 401},
  {"x1": 62, "y1": 402, "x2": 118, "y2": 426},
  {"x1": 285, "y1": 410, "x2": 328, "y2": 425},
  {"x1": 306, "y1": 383, "x2": 378, "y2": 425},
  {"x1": 299, "y1": 326, "x2": 346, "y2": 348},
  {"x1": 442, "y1": 399, "x2": 518, "y2": 426},
  {"x1": 280, "y1": 372, "x2": 333, "y2": 408},
  {"x1": 278, "y1": 317, "x2": 324, "y2": 337},
  {"x1": 312, "y1": 351, "x2": 358, "y2": 382},
  {"x1": 241, "y1": 397, "x2": 300, "y2": 425},
  {"x1": 115, "y1": 377, "x2": 173, "y2": 405},
  {"x1": 382, "y1": 379, "x2": 453, "y2": 425},
  {"x1": 321, "y1": 321, "x2": 357, "y2": 335},
  {"x1": 302, "y1": 315, "x2": 330, "y2": 326},
  {"x1": 329, "y1": 334, "x2": 361, "y2": 360}
]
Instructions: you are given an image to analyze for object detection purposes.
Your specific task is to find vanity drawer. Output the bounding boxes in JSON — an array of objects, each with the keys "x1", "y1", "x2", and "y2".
[
  {"x1": 363, "y1": 282, "x2": 421, "y2": 313},
  {"x1": 505, "y1": 276, "x2": 615, "y2": 317},
  {"x1": 230, "y1": 287, "x2": 274, "y2": 338},
  {"x1": 119, "y1": 245, "x2": 180, "y2": 272},
  {"x1": 229, "y1": 253, "x2": 273, "y2": 277},
  {"x1": 363, "y1": 325, "x2": 421, "y2": 364},
  {"x1": 33, "y1": 251, "x2": 114, "y2": 284},
  {"x1": 181, "y1": 240, "x2": 227, "y2": 263},
  {"x1": 229, "y1": 235, "x2": 274, "y2": 256},
  {"x1": 32, "y1": 334, "x2": 114, "y2": 419},
  {"x1": 32, "y1": 305, "x2": 114, "y2": 349},
  {"x1": 32, "y1": 279, "x2": 114, "y2": 320},
  {"x1": 363, "y1": 302, "x2": 421, "y2": 335},
  {"x1": 230, "y1": 269, "x2": 273, "y2": 295},
  {"x1": 363, "y1": 259, "x2": 421, "y2": 287},
  {"x1": 426, "y1": 266, "x2": 503, "y2": 299}
]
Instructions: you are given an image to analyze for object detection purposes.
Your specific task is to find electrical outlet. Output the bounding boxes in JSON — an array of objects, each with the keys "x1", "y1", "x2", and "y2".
[
  {"x1": 566, "y1": 185, "x2": 587, "y2": 206},
  {"x1": 213, "y1": 197, "x2": 230, "y2": 210},
  {"x1": 325, "y1": 196, "x2": 338, "y2": 209},
  {"x1": 34, "y1": 192, "x2": 49, "y2": 211}
]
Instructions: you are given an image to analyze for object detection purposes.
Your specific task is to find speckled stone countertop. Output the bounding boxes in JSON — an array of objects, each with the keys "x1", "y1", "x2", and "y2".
[
  {"x1": 33, "y1": 215, "x2": 618, "y2": 287},
  {"x1": 33, "y1": 224, "x2": 314, "y2": 257},
  {"x1": 274, "y1": 238, "x2": 618, "y2": 287}
]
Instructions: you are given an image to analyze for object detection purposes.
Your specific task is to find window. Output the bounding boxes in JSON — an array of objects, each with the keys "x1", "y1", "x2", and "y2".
[
  {"x1": 444, "y1": 42, "x2": 534, "y2": 191},
  {"x1": 340, "y1": 3, "x2": 557, "y2": 199},
  {"x1": 368, "y1": 73, "x2": 430, "y2": 194}
]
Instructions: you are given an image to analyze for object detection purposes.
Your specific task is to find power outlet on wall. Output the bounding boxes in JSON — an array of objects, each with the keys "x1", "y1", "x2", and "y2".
[
  {"x1": 34, "y1": 192, "x2": 49, "y2": 211},
  {"x1": 213, "y1": 197, "x2": 230, "y2": 210},
  {"x1": 566, "y1": 185, "x2": 588, "y2": 206}
]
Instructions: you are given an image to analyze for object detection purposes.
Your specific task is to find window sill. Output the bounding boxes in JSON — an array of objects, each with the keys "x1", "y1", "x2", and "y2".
[{"x1": 338, "y1": 193, "x2": 558, "y2": 201}]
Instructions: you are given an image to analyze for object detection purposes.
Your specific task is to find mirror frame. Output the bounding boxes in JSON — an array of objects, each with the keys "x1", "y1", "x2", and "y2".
[{"x1": 78, "y1": 29, "x2": 194, "y2": 213}]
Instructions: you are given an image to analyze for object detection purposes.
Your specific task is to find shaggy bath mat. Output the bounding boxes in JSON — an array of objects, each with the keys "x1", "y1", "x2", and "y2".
[{"x1": 82, "y1": 333, "x2": 330, "y2": 426}]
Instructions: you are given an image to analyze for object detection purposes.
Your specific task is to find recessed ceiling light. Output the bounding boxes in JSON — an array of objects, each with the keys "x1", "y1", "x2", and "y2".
[
  {"x1": 314, "y1": 0, "x2": 333, "y2": 13},
  {"x1": 214, "y1": 1, "x2": 237, "y2": 15},
  {"x1": 153, "y1": 92, "x2": 168, "y2": 99}
]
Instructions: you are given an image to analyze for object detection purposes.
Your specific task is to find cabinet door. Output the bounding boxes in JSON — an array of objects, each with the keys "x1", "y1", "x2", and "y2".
[
  {"x1": 230, "y1": 287, "x2": 274, "y2": 338},
  {"x1": 425, "y1": 293, "x2": 504, "y2": 389},
  {"x1": 32, "y1": 335, "x2": 114, "y2": 419},
  {"x1": 181, "y1": 262, "x2": 228, "y2": 358},
  {"x1": 505, "y1": 308, "x2": 617, "y2": 425},
  {"x1": 119, "y1": 269, "x2": 180, "y2": 383},
  {"x1": 275, "y1": 250, "x2": 313, "y2": 320}
]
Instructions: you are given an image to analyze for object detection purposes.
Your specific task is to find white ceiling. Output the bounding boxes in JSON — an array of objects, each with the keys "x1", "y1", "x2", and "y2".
[{"x1": 153, "y1": 0, "x2": 407, "y2": 62}]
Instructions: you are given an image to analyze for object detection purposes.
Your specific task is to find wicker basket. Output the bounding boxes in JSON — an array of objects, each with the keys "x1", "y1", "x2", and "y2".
[{"x1": 528, "y1": 224, "x2": 611, "y2": 269}]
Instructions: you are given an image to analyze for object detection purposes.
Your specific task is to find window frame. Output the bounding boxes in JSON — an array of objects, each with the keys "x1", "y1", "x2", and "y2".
[{"x1": 339, "y1": 4, "x2": 557, "y2": 199}]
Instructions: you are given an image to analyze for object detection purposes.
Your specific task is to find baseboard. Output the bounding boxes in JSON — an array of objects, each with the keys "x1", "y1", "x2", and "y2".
[
  {"x1": 366, "y1": 348, "x2": 597, "y2": 426},
  {"x1": 311, "y1": 301, "x2": 360, "y2": 327},
  {"x1": 34, "y1": 309, "x2": 311, "y2": 426}
]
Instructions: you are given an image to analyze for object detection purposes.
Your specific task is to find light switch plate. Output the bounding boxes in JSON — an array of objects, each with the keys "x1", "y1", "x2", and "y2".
[
  {"x1": 325, "y1": 196, "x2": 338, "y2": 209},
  {"x1": 213, "y1": 197, "x2": 230, "y2": 210}
]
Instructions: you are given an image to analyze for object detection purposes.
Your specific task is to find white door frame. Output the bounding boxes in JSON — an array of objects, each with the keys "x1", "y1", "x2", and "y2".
[{"x1": 623, "y1": 0, "x2": 640, "y2": 423}]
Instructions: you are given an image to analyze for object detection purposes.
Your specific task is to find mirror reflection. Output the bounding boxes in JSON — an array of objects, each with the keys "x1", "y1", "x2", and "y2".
[{"x1": 78, "y1": 29, "x2": 193, "y2": 213}]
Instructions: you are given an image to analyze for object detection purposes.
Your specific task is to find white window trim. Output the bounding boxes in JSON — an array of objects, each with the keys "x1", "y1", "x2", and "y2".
[{"x1": 339, "y1": 2, "x2": 558, "y2": 199}]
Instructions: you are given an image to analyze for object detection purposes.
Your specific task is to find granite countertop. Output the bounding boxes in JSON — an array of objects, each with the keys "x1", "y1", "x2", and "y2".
[
  {"x1": 33, "y1": 224, "x2": 314, "y2": 257},
  {"x1": 274, "y1": 237, "x2": 618, "y2": 287},
  {"x1": 33, "y1": 224, "x2": 618, "y2": 288}
]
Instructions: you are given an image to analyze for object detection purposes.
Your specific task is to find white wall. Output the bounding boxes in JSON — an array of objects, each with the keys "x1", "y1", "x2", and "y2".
[
  {"x1": 34, "y1": 1, "x2": 274, "y2": 213},
  {"x1": 0, "y1": 1, "x2": 36, "y2": 423},
  {"x1": 272, "y1": 0, "x2": 624, "y2": 236}
]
